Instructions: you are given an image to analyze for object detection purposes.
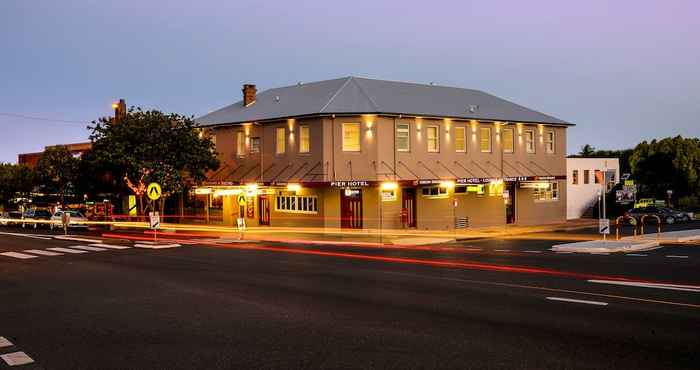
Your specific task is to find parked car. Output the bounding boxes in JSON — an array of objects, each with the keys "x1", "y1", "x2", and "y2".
[
  {"x1": 1, "y1": 210, "x2": 23, "y2": 226},
  {"x1": 626, "y1": 206, "x2": 691, "y2": 224},
  {"x1": 21, "y1": 209, "x2": 53, "y2": 229},
  {"x1": 49, "y1": 210, "x2": 89, "y2": 230}
]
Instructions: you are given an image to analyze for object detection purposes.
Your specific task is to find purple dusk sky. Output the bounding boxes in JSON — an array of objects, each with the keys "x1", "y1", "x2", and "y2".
[{"x1": 1, "y1": 0, "x2": 698, "y2": 163}]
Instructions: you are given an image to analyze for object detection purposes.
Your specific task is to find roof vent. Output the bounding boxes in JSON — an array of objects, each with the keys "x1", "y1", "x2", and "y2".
[
  {"x1": 297, "y1": 82, "x2": 303, "y2": 86},
  {"x1": 274, "y1": 95, "x2": 280, "y2": 102},
  {"x1": 468, "y1": 104, "x2": 479, "y2": 113}
]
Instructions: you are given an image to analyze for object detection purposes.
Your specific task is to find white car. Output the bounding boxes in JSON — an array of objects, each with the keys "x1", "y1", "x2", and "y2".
[{"x1": 50, "y1": 210, "x2": 89, "y2": 230}]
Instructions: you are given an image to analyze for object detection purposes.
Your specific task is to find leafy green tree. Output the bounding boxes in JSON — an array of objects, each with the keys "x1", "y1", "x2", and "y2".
[
  {"x1": 35, "y1": 146, "x2": 79, "y2": 205},
  {"x1": 578, "y1": 144, "x2": 596, "y2": 156},
  {"x1": 629, "y1": 136, "x2": 700, "y2": 201},
  {"x1": 88, "y1": 107, "x2": 219, "y2": 215},
  {"x1": 0, "y1": 163, "x2": 35, "y2": 208}
]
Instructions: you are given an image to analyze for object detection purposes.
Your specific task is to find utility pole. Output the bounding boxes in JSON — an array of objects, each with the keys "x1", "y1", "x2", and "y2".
[{"x1": 602, "y1": 161, "x2": 607, "y2": 240}]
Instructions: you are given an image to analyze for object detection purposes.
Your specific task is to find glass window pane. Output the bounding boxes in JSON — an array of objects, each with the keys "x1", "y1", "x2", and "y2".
[
  {"x1": 276, "y1": 127, "x2": 285, "y2": 154},
  {"x1": 300, "y1": 126, "x2": 310, "y2": 153},
  {"x1": 455, "y1": 127, "x2": 466, "y2": 152},
  {"x1": 342, "y1": 123, "x2": 361, "y2": 151}
]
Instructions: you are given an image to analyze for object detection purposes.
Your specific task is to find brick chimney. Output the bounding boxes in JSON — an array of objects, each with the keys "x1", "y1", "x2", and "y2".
[{"x1": 242, "y1": 84, "x2": 257, "y2": 106}]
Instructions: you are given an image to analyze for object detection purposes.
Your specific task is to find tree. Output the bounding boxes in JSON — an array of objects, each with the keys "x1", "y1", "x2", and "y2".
[
  {"x1": 88, "y1": 107, "x2": 219, "y2": 215},
  {"x1": 629, "y1": 136, "x2": 700, "y2": 201},
  {"x1": 35, "y1": 146, "x2": 79, "y2": 205},
  {"x1": 578, "y1": 144, "x2": 596, "y2": 156},
  {"x1": 0, "y1": 163, "x2": 35, "y2": 208}
]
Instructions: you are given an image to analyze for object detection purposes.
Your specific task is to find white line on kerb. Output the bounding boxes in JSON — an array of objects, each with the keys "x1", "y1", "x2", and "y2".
[
  {"x1": 588, "y1": 279, "x2": 700, "y2": 293},
  {"x1": 546, "y1": 297, "x2": 608, "y2": 306},
  {"x1": 666, "y1": 255, "x2": 689, "y2": 259}
]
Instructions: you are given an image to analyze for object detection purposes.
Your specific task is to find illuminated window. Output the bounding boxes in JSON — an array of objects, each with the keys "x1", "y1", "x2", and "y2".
[
  {"x1": 533, "y1": 182, "x2": 559, "y2": 201},
  {"x1": 525, "y1": 130, "x2": 535, "y2": 153},
  {"x1": 342, "y1": 123, "x2": 360, "y2": 152},
  {"x1": 502, "y1": 128, "x2": 514, "y2": 153},
  {"x1": 236, "y1": 131, "x2": 245, "y2": 156},
  {"x1": 421, "y1": 185, "x2": 449, "y2": 197},
  {"x1": 480, "y1": 127, "x2": 491, "y2": 152},
  {"x1": 545, "y1": 131, "x2": 555, "y2": 153},
  {"x1": 454, "y1": 126, "x2": 466, "y2": 152},
  {"x1": 396, "y1": 123, "x2": 410, "y2": 152},
  {"x1": 572, "y1": 169, "x2": 578, "y2": 185},
  {"x1": 427, "y1": 126, "x2": 439, "y2": 152},
  {"x1": 250, "y1": 137, "x2": 260, "y2": 154},
  {"x1": 275, "y1": 193, "x2": 318, "y2": 213},
  {"x1": 299, "y1": 126, "x2": 310, "y2": 153},
  {"x1": 276, "y1": 127, "x2": 285, "y2": 154},
  {"x1": 594, "y1": 170, "x2": 601, "y2": 184}
]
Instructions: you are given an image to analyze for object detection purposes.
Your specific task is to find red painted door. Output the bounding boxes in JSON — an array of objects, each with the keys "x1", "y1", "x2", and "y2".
[
  {"x1": 258, "y1": 195, "x2": 270, "y2": 225},
  {"x1": 341, "y1": 189, "x2": 363, "y2": 229}
]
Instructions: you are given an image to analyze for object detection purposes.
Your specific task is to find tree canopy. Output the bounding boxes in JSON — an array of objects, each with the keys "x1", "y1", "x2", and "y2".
[
  {"x1": 35, "y1": 146, "x2": 79, "y2": 204},
  {"x1": 0, "y1": 163, "x2": 34, "y2": 207}
]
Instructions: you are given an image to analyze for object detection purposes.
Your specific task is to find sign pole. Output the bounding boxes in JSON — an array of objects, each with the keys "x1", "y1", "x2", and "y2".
[{"x1": 602, "y1": 162, "x2": 607, "y2": 240}]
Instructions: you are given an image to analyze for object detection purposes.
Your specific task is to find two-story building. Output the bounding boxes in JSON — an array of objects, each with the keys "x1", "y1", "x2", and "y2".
[{"x1": 194, "y1": 77, "x2": 572, "y2": 230}]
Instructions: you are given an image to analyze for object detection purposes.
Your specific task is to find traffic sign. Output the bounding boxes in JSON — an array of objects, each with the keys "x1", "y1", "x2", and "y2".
[
  {"x1": 237, "y1": 193, "x2": 247, "y2": 206},
  {"x1": 598, "y1": 219, "x2": 610, "y2": 234},
  {"x1": 149, "y1": 212, "x2": 160, "y2": 230},
  {"x1": 147, "y1": 183, "x2": 162, "y2": 201}
]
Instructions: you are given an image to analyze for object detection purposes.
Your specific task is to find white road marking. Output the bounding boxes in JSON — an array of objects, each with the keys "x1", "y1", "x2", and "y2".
[
  {"x1": 626, "y1": 253, "x2": 647, "y2": 257},
  {"x1": 555, "y1": 251, "x2": 573, "y2": 254},
  {"x1": 134, "y1": 243, "x2": 181, "y2": 249},
  {"x1": 524, "y1": 250, "x2": 542, "y2": 253},
  {"x1": 24, "y1": 249, "x2": 63, "y2": 256},
  {"x1": 494, "y1": 249, "x2": 511, "y2": 252},
  {"x1": 666, "y1": 255, "x2": 689, "y2": 259},
  {"x1": 68, "y1": 245, "x2": 107, "y2": 252},
  {"x1": 0, "y1": 252, "x2": 38, "y2": 259},
  {"x1": 90, "y1": 243, "x2": 130, "y2": 250},
  {"x1": 53, "y1": 235, "x2": 103, "y2": 243},
  {"x1": 462, "y1": 247, "x2": 482, "y2": 251},
  {"x1": 0, "y1": 336, "x2": 12, "y2": 348},
  {"x1": 1, "y1": 351, "x2": 34, "y2": 366},
  {"x1": 588, "y1": 279, "x2": 700, "y2": 293},
  {"x1": 546, "y1": 297, "x2": 608, "y2": 306},
  {"x1": 47, "y1": 247, "x2": 87, "y2": 254},
  {"x1": 0, "y1": 231, "x2": 51, "y2": 240}
]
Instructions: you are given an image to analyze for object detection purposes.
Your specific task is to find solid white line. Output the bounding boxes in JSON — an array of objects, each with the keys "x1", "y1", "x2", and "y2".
[
  {"x1": 53, "y1": 235, "x2": 103, "y2": 243},
  {"x1": 588, "y1": 279, "x2": 700, "y2": 293},
  {"x1": 47, "y1": 247, "x2": 87, "y2": 254},
  {"x1": 0, "y1": 336, "x2": 12, "y2": 348},
  {"x1": 626, "y1": 253, "x2": 647, "y2": 257},
  {"x1": 69, "y1": 245, "x2": 107, "y2": 252},
  {"x1": 90, "y1": 243, "x2": 130, "y2": 250},
  {"x1": 524, "y1": 250, "x2": 542, "y2": 253},
  {"x1": 0, "y1": 252, "x2": 38, "y2": 259},
  {"x1": 134, "y1": 243, "x2": 181, "y2": 249},
  {"x1": 546, "y1": 297, "x2": 608, "y2": 306},
  {"x1": 24, "y1": 249, "x2": 63, "y2": 256},
  {"x1": 666, "y1": 255, "x2": 689, "y2": 259},
  {"x1": 1, "y1": 351, "x2": 35, "y2": 366},
  {"x1": 0, "y1": 231, "x2": 51, "y2": 240}
]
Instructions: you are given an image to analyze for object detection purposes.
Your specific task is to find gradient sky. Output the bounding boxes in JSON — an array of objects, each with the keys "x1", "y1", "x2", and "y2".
[{"x1": 1, "y1": 0, "x2": 698, "y2": 163}]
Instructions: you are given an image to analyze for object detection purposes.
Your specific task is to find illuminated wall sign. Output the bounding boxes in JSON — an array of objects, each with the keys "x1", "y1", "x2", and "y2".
[{"x1": 331, "y1": 181, "x2": 370, "y2": 187}]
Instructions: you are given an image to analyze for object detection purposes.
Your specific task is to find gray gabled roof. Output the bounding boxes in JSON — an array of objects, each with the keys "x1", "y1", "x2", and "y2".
[{"x1": 195, "y1": 76, "x2": 571, "y2": 126}]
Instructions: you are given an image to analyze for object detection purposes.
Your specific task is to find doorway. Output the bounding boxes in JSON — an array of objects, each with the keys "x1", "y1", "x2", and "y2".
[
  {"x1": 401, "y1": 188, "x2": 417, "y2": 228},
  {"x1": 258, "y1": 195, "x2": 270, "y2": 226},
  {"x1": 505, "y1": 182, "x2": 516, "y2": 224},
  {"x1": 340, "y1": 189, "x2": 363, "y2": 229}
]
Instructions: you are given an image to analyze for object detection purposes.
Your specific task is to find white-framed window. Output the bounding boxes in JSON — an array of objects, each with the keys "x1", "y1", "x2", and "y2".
[
  {"x1": 396, "y1": 123, "x2": 410, "y2": 152},
  {"x1": 342, "y1": 123, "x2": 361, "y2": 152},
  {"x1": 421, "y1": 185, "x2": 449, "y2": 198},
  {"x1": 525, "y1": 129, "x2": 536, "y2": 153},
  {"x1": 299, "y1": 125, "x2": 310, "y2": 153},
  {"x1": 275, "y1": 193, "x2": 318, "y2": 214},
  {"x1": 502, "y1": 128, "x2": 514, "y2": 153},
  {"x1": 454, "y1": 126, "x2": 466, "y2": 152},
  {"x1": 236, "y1": 131, "x2": 246, "y2": 156},
  {"x1": 276, "y1": 127, "x2": 285, "y2": 154},
  {"x1": 545, "y1": 130, "x2": 555, "y2": 153},
  {"x1": 533, "y1": 181, "x2": 559, "y2": 201},
  {"x1": 427, "y1": 125, "x2": 439, "y2": 152},
  {"x1": 480, "y1": 127, "x2": 492, "y2": 152}
]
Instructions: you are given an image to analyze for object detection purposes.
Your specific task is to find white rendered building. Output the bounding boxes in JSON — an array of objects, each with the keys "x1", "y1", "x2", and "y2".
[{"x1": 566, "y1": 157, "x2": 620, "y2": 219}]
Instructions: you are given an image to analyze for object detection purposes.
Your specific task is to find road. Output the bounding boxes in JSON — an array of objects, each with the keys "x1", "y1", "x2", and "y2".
[{"x1": 0, "y1": 225, "x2": 699, "y2": 369}]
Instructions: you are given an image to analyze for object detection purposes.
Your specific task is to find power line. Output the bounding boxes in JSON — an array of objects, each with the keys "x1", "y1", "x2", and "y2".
[{"x1": 0, "y1": 112, "x2": 90, "y2": 125}]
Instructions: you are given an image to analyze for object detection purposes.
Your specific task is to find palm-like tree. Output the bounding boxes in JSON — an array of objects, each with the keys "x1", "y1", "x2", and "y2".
[{"x1": 579, "y1": 144, "x2": 596, "y2": 157}]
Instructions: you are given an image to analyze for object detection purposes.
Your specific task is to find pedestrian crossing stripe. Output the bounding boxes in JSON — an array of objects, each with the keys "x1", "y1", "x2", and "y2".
[
  {"x1": 0, "y1": 252, "x2": 37, "y2": 259},
  {"x1": 46, "y1": 247, "x2": 87, "y2": 254},
  {"x1": 68, "y1": 245, "x2": 107, "y2": 252},
  {"x1": 23, "y1": 249, "x2": 63, "y2": 256}
]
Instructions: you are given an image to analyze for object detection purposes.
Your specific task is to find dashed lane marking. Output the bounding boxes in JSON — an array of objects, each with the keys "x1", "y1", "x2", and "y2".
[
  {"x1": 666, "y1": 255, "x2": 689, "y2": 259},
  {"x1": 46, "y1": 247, "x2": 87, "y2": 254},
  {"x1": 23, "y1": 249, "x2": 63, "y2": 256},
  {"x1": 68, "y1": 245, "x2": 107, "y2": 252},
  {"x1": 546, "y1": 297, "x2": 608, "y2": 306},
  {"x1": 0, "y1": 252, "x2": 38, "y2": 259},
  {"x1": 1, "y1": 351, "x2": 34, "y2": 366},
  {"x1": 0, "y1": 336, "x2": 12, "y2": 348},
  {"x1": 90, "y1": 243, "x2": 130, "y2": 250}
]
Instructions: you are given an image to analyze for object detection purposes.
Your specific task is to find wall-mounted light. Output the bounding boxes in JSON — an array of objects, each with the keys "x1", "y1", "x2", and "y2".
[
  {"x1": 287, "y1": 183, "x2": 301, "y2": 192},
  {"x1": 213, "y1": 189, "x2": 242, "y2": 197},
  {"x1": 288, "y1": 118, "x2": 295, "y2": 130},
  {"x1": 194, "y1": 188, "x2": 212, "y2": 195},
  {"x1": 380, "y1": 182, "x2": 398, "y2": 190},
  {"x1": 439, "y1": 180, "x2": 455, "y2": 189},
  {"x1": 416, "y1": 117, "x2": 422, "y2": 132}
]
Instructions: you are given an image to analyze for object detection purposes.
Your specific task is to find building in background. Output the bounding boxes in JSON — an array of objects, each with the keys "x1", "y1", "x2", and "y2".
[
  {"x1": 566, "y1": 157, "x2": 620, "y2": 219},
  {"x1": 195, "y1": 77, "x2": 572, "y2": 230}
]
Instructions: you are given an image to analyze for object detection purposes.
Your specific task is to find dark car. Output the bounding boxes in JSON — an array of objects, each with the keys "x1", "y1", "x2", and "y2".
[
  {"x1": 626, "y1": 206, "x2": 691, "y2": 224},
  {"x1": 21, "y1": 209, "x2": 53, "y2": 229},
  {"x1": 1, "y1": 210, "x2": 23, "y2": 226}
]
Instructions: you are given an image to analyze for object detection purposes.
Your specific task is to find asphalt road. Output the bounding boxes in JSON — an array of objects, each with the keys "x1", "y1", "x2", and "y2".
[{"x1": 0, "y1": 226, "x2": 699, "y2": 369}]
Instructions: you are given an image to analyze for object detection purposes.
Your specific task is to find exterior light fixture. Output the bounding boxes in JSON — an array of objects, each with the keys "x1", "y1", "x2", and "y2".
[
  {"x1": 213, "y1": 189, "x2": 242, "y2": 197},
  {"x1": 380, "y1": 182, "x2": 398, "y2": 190},
  {"x1": 439, "y1": 180, "x2": 455, "y2": 189},
  {"x1": 286, "y1": 183, "x2": 301, "y2": 192},
  {"x1": 194, "y1": 188, "x2": 212, "y2": 195}
]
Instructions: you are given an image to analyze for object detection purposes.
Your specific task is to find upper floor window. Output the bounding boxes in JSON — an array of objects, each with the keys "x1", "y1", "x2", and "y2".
[
  {"x1": 250, "y1": 137, "x2": 260, "y2": 154},
  {"x1": 525, "y1": 130, "x2": 536, "y2": 153},
  {"x1": 299, "y1": 125, "x2": 310, "y2": 153},
  {"x1": 545, "y1": 131, "x2": 555, "y2": 153},
  {"x1": 342, "y1": 123, "x2": 360, "y2": 152},
  {"x1": 480, "y1": 127, "x2": 492, "y2": 153},
  {"x1": 572, "y1": 169, "x2": 579, "y2": 185},
  {"x1": 236, "y1": 131, "x2": 246, "y2": 156},
  {"x1": 502, "y1": 128, "x2": 514, "y2": 153},
  {"x1": 584, "y1": 169, "x2": 590, "y2": 184},
  {"x1": 427, "y1": 125, "x2": 439, "y2": 152},
  {"x1": 396, "y1": 123, "x2": 410, "y2": 152},
  {"x1": 594, "y1": 170, "x2": 602, "y2": 184},
  {"x1": 276, "y1": 127, "x2": 285, "y2": 155},
  {"x1": 454, "y1": 126, "x2": 466, "y2": 152}
]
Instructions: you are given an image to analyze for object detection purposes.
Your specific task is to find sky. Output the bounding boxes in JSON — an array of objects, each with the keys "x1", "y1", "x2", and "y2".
[{"x1": 1, "y1": 0, "x2": 698, "y2": 163}]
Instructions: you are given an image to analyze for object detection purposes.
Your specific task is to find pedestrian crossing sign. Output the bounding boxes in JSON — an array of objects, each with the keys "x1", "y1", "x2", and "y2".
[{"x1": 147, "y1": 183, "x2": 162, "y2": 201}]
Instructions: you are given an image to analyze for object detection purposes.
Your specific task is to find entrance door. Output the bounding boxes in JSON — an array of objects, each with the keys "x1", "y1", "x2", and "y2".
[
  {"x1": 505, "y1": 183, "x2": 516, "y2": 224},
  {"x1": 258, "y1": 195, "x2": 270, "y2": 225},
  {"x1": 401, "y1": 188, "x2": 417, "y2": 228},
  {"x1": 340, "y1": 189, "x2": 363, "y2": 229}
]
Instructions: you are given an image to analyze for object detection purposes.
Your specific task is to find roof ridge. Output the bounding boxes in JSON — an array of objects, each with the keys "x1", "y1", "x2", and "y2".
[
  {"x1": 318, "y1": 77, "x2": 353, "y2": 113},
  {"x1": 349, "y1": 76, "x2": 380, "y2": 111}
]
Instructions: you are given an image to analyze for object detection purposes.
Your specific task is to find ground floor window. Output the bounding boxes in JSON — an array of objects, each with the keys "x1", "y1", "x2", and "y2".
[
  {"x1": 533, "y1": 182, "x2": 559, "y2": 201},
  {"x1": 275, "y1": 193, "x2": 318, "y2": 213},
  {"x1": 421, "y1": 185, "x2": 449, "y2": 198}
]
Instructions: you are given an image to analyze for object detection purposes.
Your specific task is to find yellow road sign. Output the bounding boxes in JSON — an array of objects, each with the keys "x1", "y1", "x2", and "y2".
[
  {"x1": 237, "y1": 193, "x2": 247, "y2": 206},
  {"x1": 147, "y1": 182, "x2": 162, "y2": 201}
]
